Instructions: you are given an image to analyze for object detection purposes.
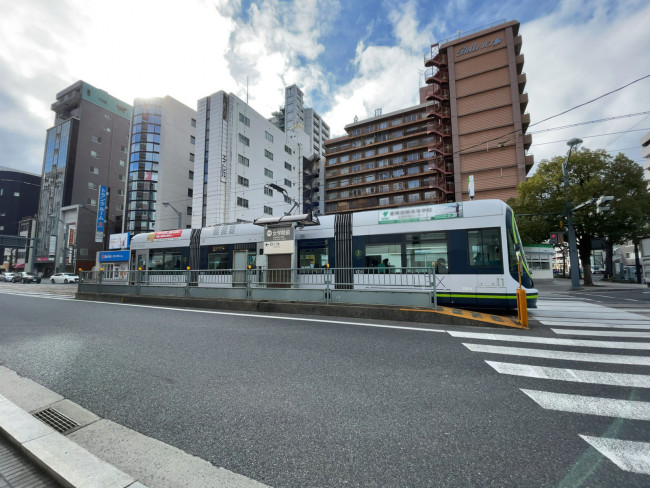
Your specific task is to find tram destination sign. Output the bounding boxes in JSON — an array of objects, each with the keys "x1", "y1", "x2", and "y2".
[
  {"x1": 263, "y1": 226, "x2": 294, "y2": 254},
  {"x1": 378, "y1": 203, "x2": 463, "y2": 224}
]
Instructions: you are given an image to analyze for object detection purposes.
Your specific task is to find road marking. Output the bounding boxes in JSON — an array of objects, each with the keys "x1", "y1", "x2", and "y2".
[
  {"x1": 447, "y1": 331, "x2": 650, "y2": 350},
  {"x1": 551, "y1": 329, "x2": 650, "y2": 338},
  {"x1": 486, "y1": 361, "x2": 650, "y2": 388},
  {"x1": 0, "y1": 293, "x2": 447, "y2": 333},
  {"x1": 579, "y1": 436, "x2": 650, "y2": 475},
  {"x1": 462, "y1": 344, "x2": 650, "y2": 366},
  {"x1": 520, "y1": 389, "x2": 650, "y2": 420},
  {"x1": 539, "y1": 321, "x2": 650, "y2": 329}
]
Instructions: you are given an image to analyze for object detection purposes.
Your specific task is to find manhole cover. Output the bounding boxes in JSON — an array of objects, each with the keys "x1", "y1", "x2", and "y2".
[{"x1": 33, "y1": 408, "x2": 80, "y2": 434}]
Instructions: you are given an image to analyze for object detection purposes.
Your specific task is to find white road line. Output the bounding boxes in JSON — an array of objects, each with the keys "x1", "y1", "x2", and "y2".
[
  {"x1": 579, "y1": 436, "x2": 650, "y2": 475},
  {"x1": 520, "y1": 389, "x2": 650, "y2": 420},
  {"x1": 462, "y1": 343, "x2": 650, "y2": 366},
  {"x1": 539, "y1": 321, "x2": 650, "y2": 329},
  {"x1": 447, "y1": 331, "x2": 650, "y2": 350},
  {"x1": 486, "y1": 361, "x2": 650, "y2": 388},
  {"x1": 0, "y1": 293, "x2": 448, "y2": 333},
  {"x1": 552, "y1": 329, "x2": 650, "y2": 338}
]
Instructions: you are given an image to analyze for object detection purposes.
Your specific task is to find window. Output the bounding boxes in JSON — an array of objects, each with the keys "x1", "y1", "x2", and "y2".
[
  {"x1": 119, "y1": 160, "x2": 126, "y2": 167},
  {"x1": 238, "y1": 154, "x2": 249, "y2": 167},
  {"x1": 90, "y1": 150, "x2": 100, "y2": 158},
  {"x1": 118, "y1": 174, "x2": 125, "y2": 181},
  {"x1": 285, "y1": 145, "x2": 292, "y2": 155},
  {"x1": 264, "y1": 206, "x2": 273, "y2": 215},
  {"x1": 408, "y1": 180, "x2": 420, "y2": 188},
  {"x1": 284, "y1": 195, "x2": 292, "y2": 203},
  {"x1": 92, "y1": 135, "x2": 102, "y2": 143},
  {"x1": 379, "y1": 197, "x2": 390, "y2": 205},
  {"x1": 468, "y1": 228, "x2": 502, "y2": 267},
  {"x1": 13, "y1": 191, "x2": 20, "y2": 197},
  {"x1": 87, "y1": 198, "x2": 97, "y2": 206},
  {"x1": 189, "y1": 170, "x2": 194, "y2": 180},
  {"x1": 187, "y1": 206, "x2": 192, "y2": 215},
  {"x1": 88, "y1": 182, "x2": 98, "y2": 190},
  {"x1": 239, "y1": 113, "x2": 250, "y2": 126},
  {"x1": 237, "y1": 175, "x2": 249, "y2": 187},
  {"x1": 188, "y1": 188, "x2": 193, "y2": 197},
  {"x1": 284, "y1": 178, "x2": 292, "y2": 187},
  {"x1": 264, "y1": 186, "x2": 273, "y2": 196},
  {"x1": 264, "y1": 149, "x2": 274, "y2": 160},
  {"x1": 117, "y1": 189, "x2": 124, "y2": 196},
  {"x1": 285, "y1": 162, "x2": 292, "y2": 171},
  {"x1": 191, "y1": 118, "x2": 196, "y2": 127},
  {"x1": 394, "y1": 195, "x2": 404, "y2": 204},
  {"x1": 238, "y1": 133, "x2": 250, "y2": 146},
  {"x1": 89, "y1": 166, "x2": 99, "y2": 174},
  {"x1": 378, "y1": 184, "x2": 389, "y2": 193},
  {"x1": 237, "y1": 197, "x2": 249, "y2": 208},
  {"x1": 352, "y1": 164, "x2": 362, "y2": 172},
  {"x1": 265, "y1": 131, "x2": 274, "y2": 142},
  {"x1": 364, "y1": 241, "x2": 401, "y2": 270},
  {"x1": 365, "y1": 162, "x2": 375, "y2": 170},
  {"x1": 406, "y1": 232, "x2": 447, "y2": 271},
  {"x1": 378, "y1": 146, "x2": 389, "y2": 155},
  {"x1": 190, "y1": 153, "x2": 195, "y2": 162},
  {"x1": 190, "y1": 136, "x2": 196, "y2": 145},
  {"x1": 264, "y1": 168, "x2": 273, "y2": 178},
  {"x1": 392, "y1": 143, "x2": 403, "y2": 151}
]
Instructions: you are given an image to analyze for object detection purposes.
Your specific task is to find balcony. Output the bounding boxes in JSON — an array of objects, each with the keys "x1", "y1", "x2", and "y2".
[
  {"x1": 514, "y1": 35, "x2": 522, "y2": 55},
  {"x1": 516, "y1": 54, "x2": 525, "y2": 75},
  {"x1": 518, "y1": 73, "x2": 527, "y2": 93},
  {"x1": 428, "y1": 139, "x2": 453, "y2": 156},
  {"x1": 519, "y1": 92, "x2": 528, "y2": 113},
  {"x1": 521, "y1": 112, "x2": 530, "y2": 132},
  {"x1": 523, "y1": 133, "x2": 532, "y2": 151},
  {"x1": 525, "y1": 154, "x2": 535, "y2": 173},
  {"x1": 427, "y1": 156, "x2": 453, "y2": 174}
]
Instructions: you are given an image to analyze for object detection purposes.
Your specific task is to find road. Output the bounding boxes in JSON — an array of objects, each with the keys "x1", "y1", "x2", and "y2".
[{"x1": 0, "y1": 281, "x2": 649, "y2": 487}]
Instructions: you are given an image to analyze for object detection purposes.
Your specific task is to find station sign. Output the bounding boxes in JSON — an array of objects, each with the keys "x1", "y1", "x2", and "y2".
[{"x1": 263, "y1": 226, "x2": 294, "y2": 254}]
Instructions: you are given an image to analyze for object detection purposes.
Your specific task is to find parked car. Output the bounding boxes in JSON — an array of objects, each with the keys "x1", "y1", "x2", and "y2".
[
  {"x1": 50, "y1": 273, "x2": 79, "y2": 284},
  {"x1": 2, "y1": 272, "x2": 20, "y2": 282},
  {"x1": 20, "y1": 272, "x2": 42, "y2": 283}
]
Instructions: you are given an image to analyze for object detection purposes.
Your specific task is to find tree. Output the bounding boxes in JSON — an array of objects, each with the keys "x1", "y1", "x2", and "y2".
[{"x1": 508, "y1": 148, "x2": 650, "y2": 286}]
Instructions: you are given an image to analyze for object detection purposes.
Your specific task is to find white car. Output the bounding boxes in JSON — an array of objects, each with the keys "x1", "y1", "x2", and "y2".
[{"x1": 50, "y1": 273, "x2": 79, "y2": 284}]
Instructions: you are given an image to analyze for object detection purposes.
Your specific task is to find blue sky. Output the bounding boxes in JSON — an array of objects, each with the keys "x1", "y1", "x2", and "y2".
[{"x1": 0, "y1": 0, "x2": 648, "y2": 177}]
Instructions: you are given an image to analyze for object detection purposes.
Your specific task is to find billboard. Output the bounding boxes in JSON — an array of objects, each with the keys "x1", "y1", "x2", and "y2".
[
  {"x1": 95, "y1": 185, "x2": 107, "y2": 243},
  {"x1": 109, "y1": 232, "x2": 130, "y2": 250}
]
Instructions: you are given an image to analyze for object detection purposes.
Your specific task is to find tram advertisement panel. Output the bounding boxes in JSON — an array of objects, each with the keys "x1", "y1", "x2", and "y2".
[{"x1": 378, "y1": 203, "x2": 463, "y2": 224}]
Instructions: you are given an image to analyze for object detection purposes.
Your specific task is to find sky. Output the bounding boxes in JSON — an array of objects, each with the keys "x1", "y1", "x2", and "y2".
[{"x1": 0, "y1": 0, "x2": 649, "y2": 177}]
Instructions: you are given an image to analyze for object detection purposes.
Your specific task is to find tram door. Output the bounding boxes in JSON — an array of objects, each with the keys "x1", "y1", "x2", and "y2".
[
  {"x1": 233, "y1": 250, "x2": 248, "y2": 286},
  {"x1": 267, "y1": 254, "x2": 291, "y2": 288}
]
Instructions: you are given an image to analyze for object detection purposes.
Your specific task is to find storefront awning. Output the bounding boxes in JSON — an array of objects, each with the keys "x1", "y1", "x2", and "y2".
[{"x1": 12, "y1": 263, "x2": 25, "y2": 269}]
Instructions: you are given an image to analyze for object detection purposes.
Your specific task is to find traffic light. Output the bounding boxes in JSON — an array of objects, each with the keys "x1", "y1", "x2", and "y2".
[
  {"x1": 596, "y1": 196, "x2": 614, "y2": 214},
  {"x1": 550, "y1": 232, "x2": 558, "y2": 245}
]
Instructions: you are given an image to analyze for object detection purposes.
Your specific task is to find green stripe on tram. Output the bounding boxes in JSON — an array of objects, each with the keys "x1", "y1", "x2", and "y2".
[{"x1": 446, "y1": 293, "x2": 537, "y2": 300}]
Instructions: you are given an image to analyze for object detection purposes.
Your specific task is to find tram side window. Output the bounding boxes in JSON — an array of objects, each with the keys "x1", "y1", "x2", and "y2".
[
  {"x1": 298, "y1": 240, "x2": 328, "y2": 269},
  {"x1": 468, "y1": 228, "x2": 502, "y2": 267},
  {"x1": 406, "y1": 232, "x2": 448, "y2": 273},
  {"x1": 208, "y1": 251, "x2": 231, "y2": 270},
  {"x1": 365, "y1": 243, "x2": 400, "y2": 272},
  {"x1": 148, "y1": 249, "x2": 184, "y2": 270}
]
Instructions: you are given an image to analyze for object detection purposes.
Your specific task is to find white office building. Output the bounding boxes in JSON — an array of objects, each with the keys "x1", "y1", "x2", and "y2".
[
  {"x1": 192, "y1": 91, "x2": 310, "y2": 227},
  {"x1": 125, "y1": 96, "x2": 197, "y2": 233}
]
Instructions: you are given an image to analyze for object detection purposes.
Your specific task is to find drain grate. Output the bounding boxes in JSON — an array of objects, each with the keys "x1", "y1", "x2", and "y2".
[{"x1": 33, "y1": 408, "x2": 80, "y2": 434}]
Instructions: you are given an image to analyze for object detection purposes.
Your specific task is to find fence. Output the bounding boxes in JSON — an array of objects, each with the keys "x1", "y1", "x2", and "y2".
[{"x1": 79, "y1": 267, "x2": 439, "y2": 309}]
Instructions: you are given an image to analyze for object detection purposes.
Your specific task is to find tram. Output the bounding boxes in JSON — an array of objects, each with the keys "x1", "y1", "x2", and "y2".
[{"x1": 129, "y1": 200, "x2": 537, "y2": 309}]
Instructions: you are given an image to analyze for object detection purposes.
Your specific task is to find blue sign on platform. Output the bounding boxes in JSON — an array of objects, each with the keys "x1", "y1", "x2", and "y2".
[{"x1": 99, "y1": 250, "x2": 130, "y2": 262}]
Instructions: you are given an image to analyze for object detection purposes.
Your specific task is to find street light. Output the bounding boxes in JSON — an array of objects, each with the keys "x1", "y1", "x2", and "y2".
[
  {"x1": 162, "y1": 202, "x2": 182, "y2": 230},
  {"x1": 562, "y1": 137, "x2": 583, "y2": 290}
]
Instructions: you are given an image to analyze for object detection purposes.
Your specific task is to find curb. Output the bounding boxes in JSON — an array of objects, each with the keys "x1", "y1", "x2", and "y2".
[{"x1": 0, "y1": 394, "x2": 147, "y2": 488}]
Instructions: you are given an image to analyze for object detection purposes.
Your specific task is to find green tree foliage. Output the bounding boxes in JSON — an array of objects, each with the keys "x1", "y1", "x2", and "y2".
[{"x1": 508, "y1": 148, "x2": 650, "y2": 285}]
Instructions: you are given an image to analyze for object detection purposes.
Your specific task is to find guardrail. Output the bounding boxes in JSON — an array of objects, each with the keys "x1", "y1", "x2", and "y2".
[{"x1": 80, "y1": 267, "x2": 440, "y2": 309}]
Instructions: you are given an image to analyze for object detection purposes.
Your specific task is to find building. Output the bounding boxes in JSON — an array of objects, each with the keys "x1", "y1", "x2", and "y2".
[
  {"x1": 0, "y1": 167, "x2": 41, "y2": 269},
  {"x1": 192, "y1": 91, "x2": 310, "y2": 227},
  {"x1": 323, "y1": 20, "x2": 532, "y2": 214},
  {"x1": 125, "y1": 96, "x2": 197, "y2": 233},
  {"x1": 34, "y1": 81, "x2": 132, "y2": 275},
  {"x1": 423, "y1": 19, "x2": 533, "y2": 201},
  {"x1": 323, "y1": 104, "x2": 434, "y2": 214}
]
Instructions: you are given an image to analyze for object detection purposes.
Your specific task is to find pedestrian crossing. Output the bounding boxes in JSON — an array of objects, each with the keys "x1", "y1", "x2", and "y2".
[
  {"x1": 0, "y1": 289, "x2": 76, "y2": 300},
  {"x1": 449, "y1": 298, "x2": 650, "y2": 476}
]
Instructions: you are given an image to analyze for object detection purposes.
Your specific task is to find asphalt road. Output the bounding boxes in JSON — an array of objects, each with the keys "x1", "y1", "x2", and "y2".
[{"x1": 0, "y1": 285, "x2": 648, "y2": 487}]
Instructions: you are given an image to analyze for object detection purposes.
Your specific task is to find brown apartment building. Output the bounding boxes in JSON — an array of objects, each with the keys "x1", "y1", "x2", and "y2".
[{"x1": 324, "y1": 20, "x2": 532, "y2": 214}]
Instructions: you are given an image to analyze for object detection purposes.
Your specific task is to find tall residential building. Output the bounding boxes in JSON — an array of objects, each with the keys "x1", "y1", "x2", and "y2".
[
  {"x1": 0, "y1": 167, "x2": 41, "y2": 268},
  {"x1": 283, "y1": 85, "x2": 330, "y2": 157},
  {"x1": 125, "y1": 97, "x2": 197, "y2": 233},
  {"x1": 34, "y1": 81, "x2": 132, "y2": 274},
  {"x1": 192, "y1": 91, "x2": 310, "y2": 227},
  {"x1": 423, "y1": 19, "x2": 533, "y2": 201}
]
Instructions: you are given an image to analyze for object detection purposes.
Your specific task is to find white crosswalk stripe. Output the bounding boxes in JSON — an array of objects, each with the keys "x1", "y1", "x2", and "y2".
[
  {"x1": 462, "y1": 344, "x2": 650, "y2": 366},
  {"x1": 453, "y1": 298, "x2": 650, "y2": 476},
  {"x1": 521, "y1": 389, "x2": 650, "y2": 421},
  {"x1": 579, "y1": 436, "x2": 650, "y2": 475},
  {"x1": 486, "y1": 361, "x2": 650, "y2": 388}
]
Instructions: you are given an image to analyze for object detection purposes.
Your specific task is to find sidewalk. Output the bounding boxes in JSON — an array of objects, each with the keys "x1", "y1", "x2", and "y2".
[
  {"x1": 534, "y1": 277, "x2": 648, "y2": 293},
  {"x1": 0, "y1": 435, "x2": 63, "y2": 488}
]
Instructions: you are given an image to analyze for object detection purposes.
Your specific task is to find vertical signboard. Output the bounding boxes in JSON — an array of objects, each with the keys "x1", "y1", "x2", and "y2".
[{"x1": 96, "y1": 185, "x2": 107, "y2": 243}]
